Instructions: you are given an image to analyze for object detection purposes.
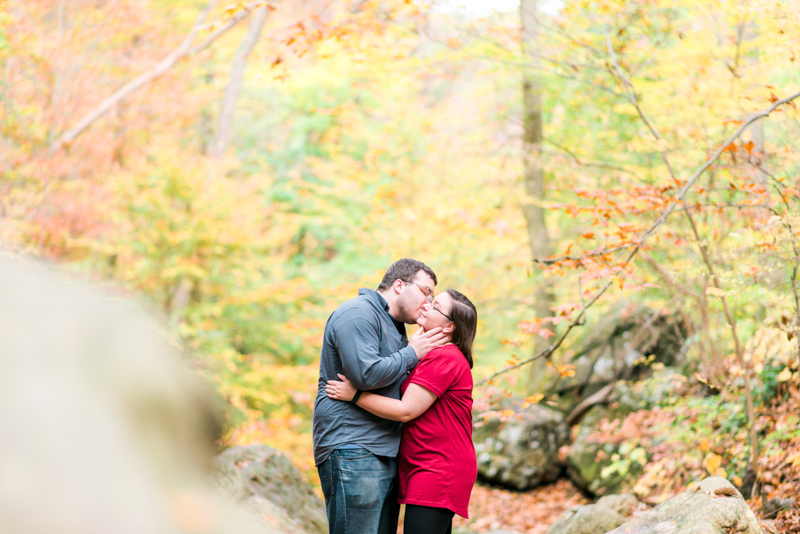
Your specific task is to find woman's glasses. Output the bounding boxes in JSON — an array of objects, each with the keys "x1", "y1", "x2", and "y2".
[{"x1": 430, "y1": 303, "x2": 452, "y2": 321}]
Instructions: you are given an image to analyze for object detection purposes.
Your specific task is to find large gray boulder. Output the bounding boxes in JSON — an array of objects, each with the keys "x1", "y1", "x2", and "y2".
[
  {"x1": 0, "y1": 253, "x2": 271, "y2": 534},
  {"x1": 553, "y1": 302, "x2": 686, "y2": 399},
  {"x1": 546, "y1": 494, "x2": 639, "y2": 534},
  {"x1": 605, "y1": 477, "x2": 763, "y2": 534},
  {"x1": 474, "y1": 402, "x2": 568, "y2": 490},
  {"x1": 214, "y1": 445, "x2": 327, "y2": 534}
]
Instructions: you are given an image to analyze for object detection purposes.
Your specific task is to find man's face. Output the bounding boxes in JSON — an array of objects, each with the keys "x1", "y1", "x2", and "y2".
[{"x1": 396, "y1": 271, "x2": 435, "y2": 325}]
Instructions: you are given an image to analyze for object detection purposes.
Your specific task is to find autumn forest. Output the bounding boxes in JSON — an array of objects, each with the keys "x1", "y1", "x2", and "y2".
[{"x1": 2, "y1": 0, "x2": 800, "y2": 532}]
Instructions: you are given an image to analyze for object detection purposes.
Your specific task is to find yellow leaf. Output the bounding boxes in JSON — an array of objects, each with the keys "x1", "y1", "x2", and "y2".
[
  {"x1": 706, "y1": 287, "x2": 728, "y2": 297},
  {"x1": 777, "y1": 367, "x2": 793, "y2": 382},
  {"x1": 705, "y1": 453, "x2": 722, "y2": 475},
  {"x1": 787, "y1": 452, "x2": 800, "y2": 468},
  {"x1": 699, "y1": 438, "x2": 710, "y2": 452},
  {"x1": 714, "y1": 467, "x2": 727, "y2": 478},
  {"x1": 732, "y1": 475, "x2": 743, "y2": 486},
  {"x1": 524, "y1": 393, "x2": 544, "y2": 405}
]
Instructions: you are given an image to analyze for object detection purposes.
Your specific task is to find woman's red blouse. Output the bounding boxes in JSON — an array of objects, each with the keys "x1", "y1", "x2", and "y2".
[{"x1": 397, "y1": 344, "x2": 476, "y2": 518}]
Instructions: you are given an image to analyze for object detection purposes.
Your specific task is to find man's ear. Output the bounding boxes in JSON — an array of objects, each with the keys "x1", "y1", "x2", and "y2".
[{"x1": 393, "y1": 279, "x2": 404, "y2": 294}]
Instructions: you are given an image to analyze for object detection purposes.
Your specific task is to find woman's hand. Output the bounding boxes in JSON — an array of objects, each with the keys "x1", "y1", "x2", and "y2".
[{"x1": 326, "y1": 373, "x2": 357, "y2": 402}]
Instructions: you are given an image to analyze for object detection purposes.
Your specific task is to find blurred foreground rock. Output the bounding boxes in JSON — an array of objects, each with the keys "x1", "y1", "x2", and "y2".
[
  {"x1": 0, "y1": 253, "x2": 311, "y2": 534},
  {"x1": 214, "y1": 445, "x2": 326, "y2": 534},
  {"x1": 473, "y1": 402, "x2": 568, "y2": 490},
  {"x1": 605, "y1": 477, "x2": 762, "y2": 534}
]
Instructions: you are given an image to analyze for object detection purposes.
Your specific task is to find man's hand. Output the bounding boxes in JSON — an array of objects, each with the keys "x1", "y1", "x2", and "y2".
[{"x1": 408, "y1": 327, "x2": 447, "y2": 359}]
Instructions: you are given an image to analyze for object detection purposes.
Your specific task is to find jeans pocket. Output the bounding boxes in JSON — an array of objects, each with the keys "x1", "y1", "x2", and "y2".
[
  {"x1": 338, "y1": 453, "x2": 396, "y2": 511},
  {"x1": 336, "y1": 448, "x2": 373, "y2": 461}
]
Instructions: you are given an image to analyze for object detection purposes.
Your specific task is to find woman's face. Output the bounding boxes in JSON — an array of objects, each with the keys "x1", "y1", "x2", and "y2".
[{"x1": 418, "y1": 291, "x2": 455, "y2": 335}]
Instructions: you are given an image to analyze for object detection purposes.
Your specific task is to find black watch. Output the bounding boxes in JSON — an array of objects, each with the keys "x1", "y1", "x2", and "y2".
[{"x1": 350, "y1": 389, "x2": 363, "y2": 405}]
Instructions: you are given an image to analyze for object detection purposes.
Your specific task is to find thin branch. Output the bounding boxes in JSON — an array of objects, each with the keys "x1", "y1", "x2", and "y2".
[
  {"x1": 477, "y1": 246, "x2": 637, "y2": 386},
  {"x1": 482, "y1": 88, "x2": 800, "y2": 392},
  {"x1": 422, "y1": 33, "x2": 624, "y2": 98},
  {"x1": 602, "y1": 32, "x2": 780, "y2": 495},
  {"x1": 538, "y1": 89, "x2": 800, "y2": 265},
  {"x1": 543, "y1": 136, "x2": 642, "y2": 177},
  {"x1": 638, "y1": 250, "x2": 699, "y2": 299}
]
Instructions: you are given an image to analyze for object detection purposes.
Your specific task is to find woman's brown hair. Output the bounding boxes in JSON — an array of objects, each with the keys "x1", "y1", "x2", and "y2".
[{"x1": 446, "y1": 289, "x2": 477, "y2": 369}]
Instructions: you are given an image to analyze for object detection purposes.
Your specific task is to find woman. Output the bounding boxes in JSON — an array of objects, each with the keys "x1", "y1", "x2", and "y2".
[{"x1": 325, "y1": 289, "x2": 478, "y2": 534}]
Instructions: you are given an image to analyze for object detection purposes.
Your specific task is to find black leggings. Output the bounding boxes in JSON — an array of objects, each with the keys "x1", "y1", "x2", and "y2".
[{"x1": 404, "y1": 504, "x2": 454, "y2": 534}]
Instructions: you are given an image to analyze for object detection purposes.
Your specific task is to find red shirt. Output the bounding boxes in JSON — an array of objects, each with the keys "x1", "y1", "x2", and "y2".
[{"x1": 397, "y1": 344, "x2": 476, "y2": 518}]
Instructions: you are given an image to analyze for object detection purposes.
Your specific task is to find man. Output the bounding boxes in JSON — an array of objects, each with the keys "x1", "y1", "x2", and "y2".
[{"x1": 312, "y1": 258, "x2": 447, "y2": 534}]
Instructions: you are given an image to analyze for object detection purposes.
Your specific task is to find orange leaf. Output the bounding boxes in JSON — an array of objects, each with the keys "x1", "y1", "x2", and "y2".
[
  {"x1": 557, "y1": 364, "x2": 576, "y2": 378},
  {"x1": 581, "y1": 232, "x2": 595, "y2": 239}
]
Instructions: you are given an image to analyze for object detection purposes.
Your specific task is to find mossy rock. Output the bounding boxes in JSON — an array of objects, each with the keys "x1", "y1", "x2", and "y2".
[
  {"x1": 566, "y1": 370, "x2": 686, "y2": 496},
  {"x1": 473, "y1": 402, "x2": 568, "y2": 490}
]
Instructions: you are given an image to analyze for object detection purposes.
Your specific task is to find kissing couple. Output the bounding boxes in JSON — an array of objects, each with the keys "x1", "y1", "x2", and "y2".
[{"x1": 313, "y1": 258, "x2": 479, "y2": 534}]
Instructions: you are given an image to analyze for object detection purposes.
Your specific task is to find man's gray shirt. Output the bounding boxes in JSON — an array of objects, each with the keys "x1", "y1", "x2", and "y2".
[{"x1": 312, "y1": 288, "x2": 418, "y2": 466}]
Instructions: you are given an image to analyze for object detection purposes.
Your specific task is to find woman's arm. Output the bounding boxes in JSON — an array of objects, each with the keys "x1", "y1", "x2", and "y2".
[{"x1": 326, "y1": 374, "x2": 437, "y2": 423}]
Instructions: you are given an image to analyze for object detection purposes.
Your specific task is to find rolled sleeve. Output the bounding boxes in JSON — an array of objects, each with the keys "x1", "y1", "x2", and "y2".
[
  {"x1": 334, "y1": 310, "x2": 417, "y2": 391},
  {"x1": 398, "y1": 345, "x2": 418, "y2": 372}
]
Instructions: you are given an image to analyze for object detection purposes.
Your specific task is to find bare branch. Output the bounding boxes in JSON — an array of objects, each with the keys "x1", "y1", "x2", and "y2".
[
  {"x1": 49, "y1": 0, "x2": 262, "y2": 153},
  {"x1": 564, "y1": 382, "x2": 615, "y2": 426}
]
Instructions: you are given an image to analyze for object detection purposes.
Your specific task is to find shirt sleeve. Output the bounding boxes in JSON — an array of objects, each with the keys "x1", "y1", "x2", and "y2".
[
  {"x1": 407, "y1": 349, "x2": 457, "y2": 398},
  {"x1": 333, "y1": 309, "x2": 418, "y2": 391}
]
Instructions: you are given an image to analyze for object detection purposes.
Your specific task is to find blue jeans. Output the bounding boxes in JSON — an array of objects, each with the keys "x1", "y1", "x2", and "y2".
[{"x1": 317, "y1": 448, "x2": 399, "y2": 534}]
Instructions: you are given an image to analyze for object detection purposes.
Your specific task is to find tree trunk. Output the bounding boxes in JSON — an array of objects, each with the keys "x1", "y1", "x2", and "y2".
[
  {"x1": 47, "y1": 0, "x2": 66, "y2": 154},
  {"x1": 211, "y1": 6, "x2": 268, "y2": 158},
  {"x1": 521, "y1": 0, "x2": 553, "y2": 390}
]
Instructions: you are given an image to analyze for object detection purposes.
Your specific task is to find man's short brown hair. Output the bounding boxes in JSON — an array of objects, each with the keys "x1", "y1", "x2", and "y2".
[{"x1": 377, "y1": 259, "x2": 437, "y2": 291}]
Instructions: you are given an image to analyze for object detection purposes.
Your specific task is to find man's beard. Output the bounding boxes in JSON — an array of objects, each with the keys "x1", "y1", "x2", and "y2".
[{"x1": 395, "y1": 290, "x2": 420, "y2": 325}]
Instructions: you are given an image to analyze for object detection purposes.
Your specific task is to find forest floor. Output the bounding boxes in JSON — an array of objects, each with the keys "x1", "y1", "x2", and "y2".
[
  {"x1": 453, "y1": 479, "x2": 588, "y2": 534},
  {"x1": 394, "y1": 479, "x2": 586, "y2": 534},
  {"x1": 752, "y1": 385, "x2": 800, "y2": 533}
]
